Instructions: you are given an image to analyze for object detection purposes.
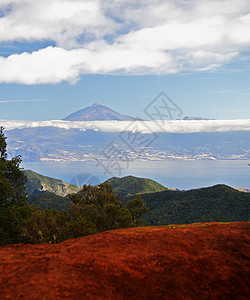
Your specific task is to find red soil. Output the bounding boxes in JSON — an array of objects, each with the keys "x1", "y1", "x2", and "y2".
[{"x1": 0, "y1": 222, "x2": 249, "y2": 300}]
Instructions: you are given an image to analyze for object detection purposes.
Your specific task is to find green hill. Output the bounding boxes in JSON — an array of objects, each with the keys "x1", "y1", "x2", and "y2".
[
  {"x1": 138, "y1": 184, "x2": 250, "y2": 225},
  {"x1": 105, "y1": 176, "x2": 167, "y2": 198},
  {"x1": 23, "y1": 170, "x2": 81, "y2": 197},
  {"x1": 23, "y1": 172, "x2": 250, "y2": 225}
]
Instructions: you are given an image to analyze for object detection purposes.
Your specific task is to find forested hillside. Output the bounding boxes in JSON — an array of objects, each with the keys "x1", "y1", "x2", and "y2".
[{"x1": 138, "y1": 184, "x2": 250, "y2": 225}]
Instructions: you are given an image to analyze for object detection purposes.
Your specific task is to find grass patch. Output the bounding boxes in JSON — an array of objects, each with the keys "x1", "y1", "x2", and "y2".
[
  {"x1": 136, "y1": 222, "x2": 232, "y2": 233},
  {"x1": 164, "y1": 223, "x2": 214, "y2": 229}
]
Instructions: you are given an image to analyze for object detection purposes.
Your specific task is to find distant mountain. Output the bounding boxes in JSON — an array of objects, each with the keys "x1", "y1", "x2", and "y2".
[
  {"x1": 63, "y1": 103, "x2": 136, "y2": 121},
  {"x1": 106, "y1": 175, "x2": 167, "y2": 198},
  {"x1": 138, "y1": 184, "x2": 250, "y2": 225},
  {"x1": 24, "y1": 170, "x2": 81, "y2": 197}
]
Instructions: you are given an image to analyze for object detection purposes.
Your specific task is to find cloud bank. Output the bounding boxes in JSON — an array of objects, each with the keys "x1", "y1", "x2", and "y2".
[
  {"x1": 1, "y1": 119, "x2": 250, "y2": 134},
  {"x1": 0, "y1": 0, "x2": 250, "y2": 84}
]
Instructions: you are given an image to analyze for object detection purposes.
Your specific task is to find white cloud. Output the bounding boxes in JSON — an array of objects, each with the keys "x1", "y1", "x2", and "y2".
[
  {"x1": 0, "y1": 0, "x2": 250, "y2": 84},
  {"x1": 0, "y1": 47, "x2": 84, "y2": 84},
  {"x1": 0, "y1": 0, "x2": 116, "y2": 47},
  {"x1": 0, "y1": 45, "x2": 177, "y2": 84},
  {"x1": 1, "y1": 119, "x2": 250, "y2": 133}
]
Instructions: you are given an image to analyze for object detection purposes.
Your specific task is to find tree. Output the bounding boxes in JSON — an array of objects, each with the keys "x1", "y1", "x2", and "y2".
[
  {"x1": 68, "y1": 183, "x2": 132, "y2": 233},
  {"x1": 0, "y1": 127, "x2": 32, "y2": 245},
  {"x1": 127, "y1": 196, "x2": 149, "y2": 226},
  {"x1": 20, "y1": 208, "x2": 72, "y2": 244},
  {"x1": 19, "y1": 183, "x2": 150, "y2": 244}
]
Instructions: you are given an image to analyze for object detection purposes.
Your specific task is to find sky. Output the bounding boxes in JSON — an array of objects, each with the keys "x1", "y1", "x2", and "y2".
[{"x1": 0, "y1": 0, "x2": 250, "y2": 121}]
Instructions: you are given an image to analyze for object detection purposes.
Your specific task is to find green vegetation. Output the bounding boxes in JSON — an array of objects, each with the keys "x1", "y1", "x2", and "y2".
[
  {"x1": 127, "y1": 196, "x2": 149, "y2": 226},
  {"x1": 22, "y1": 173, "x2": 250, "y2": 228},
  {"x1": 21, "y1": 208, "x2": 72, "y2": 244},
  {"x1": 164, "y1": 223, "x2": 214, "y2": 229},
  {"x1": 27, "y1": 193, "x2": 69, "y2": 211},
  {"x1": 21, "y1": 183, "x2": 149, "y2": 244},
  {"x1": 106, "y1": 175, "x2": 167, "y2": 199},
  {"x1": 138, "y1": 184, "x2": 250, "y2": 225},
  {"x1": 136, "y1": 223, "x2": 216, "y2": 232},
  {"x1": 0, "y1": 127, "x2": 33, "y2": 245},
  {"x1": 24, "y1": 170, "x2": 80, "y2": 196},
  {"x1": 68, "y1": 183, "x2": 133, "y2": 233},
  {"x1": 0, "y1": 128, "x2": 149, "y2": 245}
]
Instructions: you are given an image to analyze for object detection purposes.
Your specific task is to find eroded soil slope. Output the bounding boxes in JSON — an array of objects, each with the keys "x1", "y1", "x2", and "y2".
[{"x1": 0, "y1": 222, "x2": 249, "y2": 299}]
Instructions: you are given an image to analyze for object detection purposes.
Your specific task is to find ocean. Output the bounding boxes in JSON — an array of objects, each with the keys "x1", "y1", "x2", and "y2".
[{"x1": 21, "y1": 160, "x2": 250, "y2": 190}]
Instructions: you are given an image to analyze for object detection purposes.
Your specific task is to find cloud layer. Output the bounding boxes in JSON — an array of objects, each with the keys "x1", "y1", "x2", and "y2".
[
  {"x1": 0, "y1": 0, "x2": 250, "y2": 84},
  {"x1": 1, "y1": 119, "x2": 250, "y2": 133}
]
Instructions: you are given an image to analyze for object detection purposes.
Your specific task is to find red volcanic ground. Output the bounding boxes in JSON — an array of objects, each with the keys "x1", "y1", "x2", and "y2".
[{"x1": 0, "y1": 222, "x2": 249, "y2": 299}]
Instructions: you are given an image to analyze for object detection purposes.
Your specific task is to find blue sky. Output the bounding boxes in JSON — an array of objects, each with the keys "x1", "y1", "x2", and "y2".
[{"x1": 0, "y1": 0, "x2": 250, "y2": 121}]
